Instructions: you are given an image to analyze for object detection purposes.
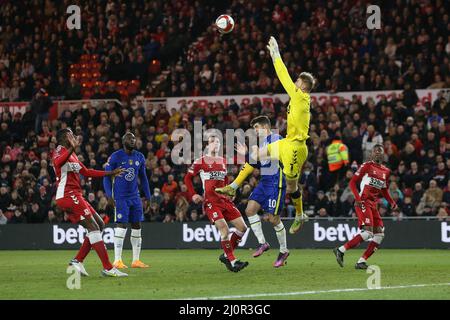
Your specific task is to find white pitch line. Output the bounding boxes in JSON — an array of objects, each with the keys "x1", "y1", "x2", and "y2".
[{"x1": 177, "y1": 282, "x2": 450, "y2": 300}]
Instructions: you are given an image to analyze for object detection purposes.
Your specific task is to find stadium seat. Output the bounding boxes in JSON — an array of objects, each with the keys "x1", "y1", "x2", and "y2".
[
  {"x1": 82, "y1": 89, "x2": 93, "y2": 99},
  {"x1": 149, "y1": 59, "x2": 161, "y2": 74},
  {"x1": 127, "y1": 84, "x2": 139, "y2": 95},
  {"x1": 106, "y1": 80, "x2": 116, "y2": 88}
]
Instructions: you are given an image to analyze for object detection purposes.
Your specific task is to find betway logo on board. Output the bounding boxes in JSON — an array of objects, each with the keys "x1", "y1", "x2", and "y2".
[
  {"x1": 314, "y1": 222, "x2": 359, "y2": 242},
  {"x1": 182, "y1": 224, "x2": 249, "y2": 246},
  {"x1": 53, "y1": 225, "x2": 114, "y2": 244},
  {"x1": 442, "y1": 222, "x2": 450, "y2": 243}
]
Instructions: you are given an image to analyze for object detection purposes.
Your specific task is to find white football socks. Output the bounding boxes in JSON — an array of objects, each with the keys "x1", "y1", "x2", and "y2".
[
  {"x1": 130, "y1": 229, "x2": 142, "y2": 262},
  {"x1": 114, "y1": 227, "x2": 127, "y2": 262},
  {"x1": 248, "y1": 214, "x2": 266, "y2": 244},
  {"x1": 274, "y1": 222, "x2": 288, "y2": 253}
]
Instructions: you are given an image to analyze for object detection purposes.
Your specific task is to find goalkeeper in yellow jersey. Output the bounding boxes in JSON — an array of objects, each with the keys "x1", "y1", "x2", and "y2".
[
  {"x1": 264, "y1": 36, "x2": 314, "y2": 234},
  {"x1": 264, "y1": 36, "x2": 314, "y2": 233},
  {"x1": 217, "y1": 36, "x2": 314, "y2": 234}
]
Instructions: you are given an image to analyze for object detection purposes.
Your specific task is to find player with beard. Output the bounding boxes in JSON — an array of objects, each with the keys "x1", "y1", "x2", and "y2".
[{"x1": 104, "y1": 132, "x2": 151, "y2": 269}]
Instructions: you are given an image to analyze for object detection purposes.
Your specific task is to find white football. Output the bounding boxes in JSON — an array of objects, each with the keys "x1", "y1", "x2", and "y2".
[{"x1": 215, "y1": 14, "x2": 235, "y2": 34}]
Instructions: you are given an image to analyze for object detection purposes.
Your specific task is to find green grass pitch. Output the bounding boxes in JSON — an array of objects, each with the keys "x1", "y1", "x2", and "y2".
[{"x1": 0, "y1": 249, "x2": 449, "y2": 300}]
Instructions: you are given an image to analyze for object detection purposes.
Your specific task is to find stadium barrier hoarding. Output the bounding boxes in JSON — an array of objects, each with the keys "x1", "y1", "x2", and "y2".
[
  {"x1": 2, "y1": 89, "x2": 447, "y2": 119},
  {"x1": 158, "y1": 88, "x2": 448, "y2": 110},
  {"x1": 0, "y1": 220, "x2": 449, "y2": 250}
]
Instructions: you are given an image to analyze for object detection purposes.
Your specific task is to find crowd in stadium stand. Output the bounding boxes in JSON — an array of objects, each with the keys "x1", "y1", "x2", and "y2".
[
  {"x1": 0, "y1": 0, "x2": 449, "y2": 224},
  {"x1": 0, "y1": 0, "x2": 449, "y2": 100},
  {"x1": 0, "y1": 89, "x2": 449, "y2": 224}
]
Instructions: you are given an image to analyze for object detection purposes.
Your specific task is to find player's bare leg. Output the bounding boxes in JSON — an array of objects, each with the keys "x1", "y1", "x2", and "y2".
[
  {"x1": 93, "y1": 212, "x2": 105, "y2": 232},
  {"x1": 80, "y1": 216, "x2": 127, "y2": 277},
  {"x1": 268, "y1": 215, "x2": 289, "y2": 267},
  {"x1": 113, "y1": 222, "x2": 128, "y2": 269},
  {"x1": 356, "y1": 226, "x2": 384, "y2": 269},
  {"x1": 216, "y1": 218, "x2": 248, "y2": 272},
  {"x1": 333, "y1": 226, "x2": 374, "y2": 269},
  {"x1": 130, "y1": 222, "x2": 149, "y2": 268},
  {"x1": 287, "y1": 179, "x2": 308, "y2": 234},
  {"x1": 246, "y1": 200, "x2": 270, "y2": 257}
]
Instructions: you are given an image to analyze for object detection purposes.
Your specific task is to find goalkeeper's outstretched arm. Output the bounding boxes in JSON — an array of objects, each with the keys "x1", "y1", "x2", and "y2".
[{"x1": 266, "y1": 36, "x2": 297, "y2": 97}]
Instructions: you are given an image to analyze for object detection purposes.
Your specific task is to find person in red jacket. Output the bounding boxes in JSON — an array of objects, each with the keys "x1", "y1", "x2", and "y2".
[
  {"x1": 52, "y1": 128, "x2": 126, "y2": 277},
  {"x1": 333, "y1": 144, "x2": 398, "y2": 270}
]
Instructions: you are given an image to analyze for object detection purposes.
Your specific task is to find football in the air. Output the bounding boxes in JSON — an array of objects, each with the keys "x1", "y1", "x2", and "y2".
[{"x1": 215, "y1": 14, "x2": 235, "y2": 34}]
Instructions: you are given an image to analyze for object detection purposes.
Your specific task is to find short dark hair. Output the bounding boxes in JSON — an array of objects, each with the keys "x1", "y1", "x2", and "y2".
[
  {"x1": 250, "y1": 115, "x2": 271, "y2": 128},
  {"x1": 56, "y1": 128, "x2": 71, "y2": 145},
  {"x1": 298, "y1": 72, "x2": 316, "y2": 92},
  {"x1": 122, "y1": 132, "x2": 135, "y2": 142},
  {"x1": 373, "y1": 144, "x2": 384, "y2": 150}
]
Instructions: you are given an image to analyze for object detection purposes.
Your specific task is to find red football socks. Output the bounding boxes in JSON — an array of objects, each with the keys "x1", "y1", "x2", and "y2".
[
  {"x1": 230, "y1": 232, "x2": 242, "y2": 250},
  {"x1": 91, "y1": 241, "x2": 113, "y2": 270},
  {"x1": 362, "y1": 241, "x2": 379, "y2": 260},
  {"x1": 344, "y1": 234, "x2": 364, "y2": 250},
  {"x1": 75, "y1": 237, "x2": 91, "y2": 262},
  {"x1": 221, "y1": 240, "x2": 236, "y2": 262}
]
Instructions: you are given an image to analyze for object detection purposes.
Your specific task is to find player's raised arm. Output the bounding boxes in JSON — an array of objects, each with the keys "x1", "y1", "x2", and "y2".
[
  {"x1": 267, "y1": 36, "x2": 297, "y2": 97},
  {"x1": 103, "y1": 154, "x2": 117, "y2": 198},
  {"x1": 53, "y1": 146, "x2": 75, "y2": 167},
  {"x1": 53, "y1": 131, "x2": 79, "y2": 167},
  {"x1": 138, "y1": 155, "x2": 151, "y2": 200}
]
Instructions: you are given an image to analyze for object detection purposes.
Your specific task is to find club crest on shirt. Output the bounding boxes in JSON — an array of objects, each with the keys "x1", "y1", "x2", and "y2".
[{"x1": 135, "y1": 161, "x2": 139, "y2": 166}]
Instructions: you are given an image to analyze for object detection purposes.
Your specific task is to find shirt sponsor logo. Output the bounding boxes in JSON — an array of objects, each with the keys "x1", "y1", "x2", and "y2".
[
  {"x1": 68, "y1": 162, "x2": 82, "y2": 172},
  {"x1": 368, "y1": 177, "x2": 385, "y2": 189},
  {"x1": 124, "y1": 168, "x2": 136, "y2": 181},
  {"x1": 208, "y1": 171, "x2": 226, "y2": 180}
]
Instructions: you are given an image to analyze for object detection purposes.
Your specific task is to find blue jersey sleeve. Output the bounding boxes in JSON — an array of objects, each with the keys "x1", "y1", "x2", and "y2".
[
  {"x1": 138, "y1": 154, "x2": 151, "y2": 200},
  {"x1": 103, "y1": 153, "x2": 117, "y2": 198}
]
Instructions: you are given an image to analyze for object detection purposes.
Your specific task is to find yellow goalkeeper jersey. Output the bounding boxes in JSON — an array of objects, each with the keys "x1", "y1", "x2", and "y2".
[{"x1": 274, "y1": 57, "x2": 310, "y2": 142}]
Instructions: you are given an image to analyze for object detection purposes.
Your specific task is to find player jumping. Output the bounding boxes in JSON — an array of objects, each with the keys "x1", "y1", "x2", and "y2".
[
  {"x1": 215, "y1": 116, "x2": 289, "y2": 267},
  {"x1": 103, "y1": 132, "x2": 151, "y2": 269},
  {"x1": 256, "y1": 36, "x2": 315, "y2": 234},
  {"x1": 184, "y1": 134, "x2": 249, "y2": 272},
  {"x1": 333, "y1": 144, "x2": 398, "y2": 269},
  {"x1": 52, "y1": 128, "x2": 127, "y2": 277}
]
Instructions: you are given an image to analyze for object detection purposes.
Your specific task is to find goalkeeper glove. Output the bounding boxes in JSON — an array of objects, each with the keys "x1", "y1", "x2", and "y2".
[{"x1": 266, "y1": 36, "x2": 281, "y2": 61}]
